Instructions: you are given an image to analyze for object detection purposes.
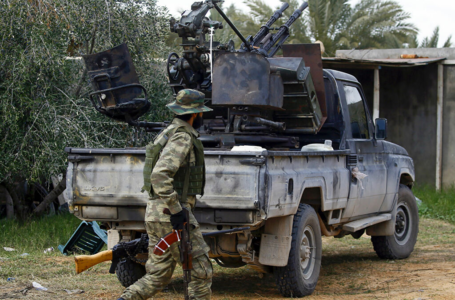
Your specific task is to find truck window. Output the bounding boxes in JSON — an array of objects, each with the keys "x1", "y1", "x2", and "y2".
[{"x1": 344, "y1": 85, "x2": 369, "y2": 139}]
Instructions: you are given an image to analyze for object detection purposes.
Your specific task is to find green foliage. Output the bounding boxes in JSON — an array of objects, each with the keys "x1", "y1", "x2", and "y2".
[
  {"x1": 245, "y1": 0, "x2": 417, "y2": 56},
  {"x1": 419, "y1": 26, "x2": 452, "y2": 48},
  {"x1": 210, "y1": 3, "x2": 260, "y2": 47},
  {"x1": 340, "y1": 0, "x2": 417, "y2": 51},
  {"x1": 0, "y1": 0, "x2": 172, "y2": 185},
  {"x1": 414, "y1": 185, "x2": 455, "y2": 223}
]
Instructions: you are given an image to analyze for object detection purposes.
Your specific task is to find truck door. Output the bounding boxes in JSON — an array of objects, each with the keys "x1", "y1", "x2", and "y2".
[{"x1": 341, "y1": 83, "x2": 387, "y2": 218}]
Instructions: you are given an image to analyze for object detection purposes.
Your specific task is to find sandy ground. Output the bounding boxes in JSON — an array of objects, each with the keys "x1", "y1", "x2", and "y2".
[{"x1": 1, "y1": 218, "x2": 454, "y2": 299}]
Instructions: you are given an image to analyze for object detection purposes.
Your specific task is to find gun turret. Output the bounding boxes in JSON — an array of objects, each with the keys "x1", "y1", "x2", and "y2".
[{"x1": 82, "y1": 1, "x2": 327, "y2": 147}]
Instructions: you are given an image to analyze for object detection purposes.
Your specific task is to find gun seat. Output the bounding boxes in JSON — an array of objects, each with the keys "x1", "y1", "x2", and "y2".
[{"x1": 83, "y1": 44, "x2": 150, "y2": 122}]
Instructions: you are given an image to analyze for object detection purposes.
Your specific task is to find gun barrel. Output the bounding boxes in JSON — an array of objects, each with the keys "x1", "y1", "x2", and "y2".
[
  {"x1": 254, "y1": 117, "x2": 286, "y2": 131},
  {"x1": 262, "y1": 1, "x2": 308, "y2": 55},
  {"x1": 75, "y1": 250, "x2": 113, "y2": 274},
  {"x1": 251, "y1": 2, "x2": 289, "y2": 46}
]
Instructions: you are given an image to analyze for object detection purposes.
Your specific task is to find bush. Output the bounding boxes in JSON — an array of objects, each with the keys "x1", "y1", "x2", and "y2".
[{"x1": 0, "y1": 0, "x2": 173, "y2": 214}]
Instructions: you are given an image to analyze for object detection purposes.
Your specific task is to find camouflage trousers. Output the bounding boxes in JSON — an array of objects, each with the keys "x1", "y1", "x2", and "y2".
[{"x1": 120, "y1": 221, "x2": 212, "y2": 300}]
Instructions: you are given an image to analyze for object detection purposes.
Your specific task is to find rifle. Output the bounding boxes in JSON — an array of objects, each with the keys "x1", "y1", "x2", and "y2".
[
  {"x1": 74, "y1": 233, "x2": 148, "y2": 274},
  {"x1": 157, "y1": 208, "x2": 192, "y2": 300},
  {"x1": 74, "y1": 212, "x2": 249, "y2": 275}
]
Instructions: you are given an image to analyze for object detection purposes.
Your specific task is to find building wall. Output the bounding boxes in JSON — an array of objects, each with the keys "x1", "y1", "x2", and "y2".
[
  {"x1": 379, "y1": 64, "x2": 438, "y2": 186},
  {"x1": 442, "y1": 65, "x2": 455, "y2": 187}
]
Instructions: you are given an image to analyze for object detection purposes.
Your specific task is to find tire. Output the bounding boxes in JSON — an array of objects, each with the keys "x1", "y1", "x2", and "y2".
[
  {"x1": 371, "y1": 184, "x2": 419, "y2": 259},
  {"x1": 273, "y1": 204, "x2": 322, "y2": 297},
  {"x1": 116, "y1": 258, "x2": 146, "y2": 288}
]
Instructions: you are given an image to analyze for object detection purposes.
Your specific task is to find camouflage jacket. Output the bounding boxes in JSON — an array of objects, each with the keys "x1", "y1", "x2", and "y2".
[{"x1": 145, "y1": 118, "x2": 200, "y2": 225}]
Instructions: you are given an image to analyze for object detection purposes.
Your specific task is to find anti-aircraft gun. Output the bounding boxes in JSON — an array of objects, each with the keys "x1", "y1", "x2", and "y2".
[
  {"x1": 167, "y1": 0, "x2": 327, "y2": 149},
  {"x1": 82, "y1": 0, "x2": 327, "y2": 149}
]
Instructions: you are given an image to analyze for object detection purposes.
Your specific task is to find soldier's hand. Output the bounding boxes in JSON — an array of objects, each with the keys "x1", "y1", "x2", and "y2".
[{"x1": 170, "y1": 210, "x2": 187, "y2": 230}]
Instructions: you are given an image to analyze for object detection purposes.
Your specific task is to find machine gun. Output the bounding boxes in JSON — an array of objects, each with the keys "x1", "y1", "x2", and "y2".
[{"x1": 256, "y1": 2, "x2": 309, "y2": 57}]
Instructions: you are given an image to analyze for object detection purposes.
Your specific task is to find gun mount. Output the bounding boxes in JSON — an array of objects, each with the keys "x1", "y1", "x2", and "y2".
[
  {"x1": 82, "y1": 1, "x2": 327, "y2": 147},
  {"x1": 168, "y1": 1, "x2": 327, "y2": 149},
  {"x1": 82, "y1": 44, "x2": 167, "y2": 130}
]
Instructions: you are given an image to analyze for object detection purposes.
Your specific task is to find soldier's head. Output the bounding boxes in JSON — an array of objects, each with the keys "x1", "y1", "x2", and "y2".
[{"x1": 167, "y1": 89, "x2": 213, "y2": 129}]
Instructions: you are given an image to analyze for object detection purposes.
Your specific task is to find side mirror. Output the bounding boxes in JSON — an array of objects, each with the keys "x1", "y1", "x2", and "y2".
[{"x1": 375, "y1": 118, "x2": 387, "y2": 140}]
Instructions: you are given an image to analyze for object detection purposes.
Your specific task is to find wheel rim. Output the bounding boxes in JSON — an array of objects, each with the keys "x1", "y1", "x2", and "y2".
[
  {"x1": 300, "y1": 225, "x2": 316, "y2": 279},
  {"x1": 394, "y1": 201, "x2": 411, "y2": 245}
]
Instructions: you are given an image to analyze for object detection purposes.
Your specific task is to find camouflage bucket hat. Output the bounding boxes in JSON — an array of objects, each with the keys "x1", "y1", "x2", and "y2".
[{"x1": 167, "y1": 89, "x2": 213, "y2": 115}]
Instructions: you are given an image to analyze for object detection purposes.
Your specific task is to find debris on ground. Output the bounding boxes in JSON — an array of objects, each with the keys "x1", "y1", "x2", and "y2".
[
  {"x1": 3, "y1": 247, "x2": 15, "y2": 252},
  {"x1": 415, "y1": 197, "x2": 423, "y2": 205},
  {"x1": 19, "y1": 253, "x2": 29, "y2": 257},
  {"x1": 32, "y1": 282, "x2": 48, "y2": 291},
  {"x1": 16, "y1": 284, "x2": 33, "y2": 296},
  {"x1": 44, "y1": 247, "x2": 54, "y2": 254},
  {"x1": 6, "y1": 278, "x2": 15, "y2": 282},
  {"x1": 63, "y1": 289, "x2": 84, "y2": 294}
]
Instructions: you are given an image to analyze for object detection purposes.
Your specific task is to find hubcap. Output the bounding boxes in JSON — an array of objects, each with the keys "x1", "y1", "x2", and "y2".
[
  {"x1": 394, "y1": 201, "x2": 411, "y2": 245},
  {"x1": 300, "y1": 225, "x2": 316, "y2": 279}
]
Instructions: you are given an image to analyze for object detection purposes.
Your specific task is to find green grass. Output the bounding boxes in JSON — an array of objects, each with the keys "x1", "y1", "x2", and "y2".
[
  {"x1": 0, "y1": 213, "x2": 83, "y2": 255},
  {"x1": 413, "y1": 185, "x2": 455, "y2": 223}
]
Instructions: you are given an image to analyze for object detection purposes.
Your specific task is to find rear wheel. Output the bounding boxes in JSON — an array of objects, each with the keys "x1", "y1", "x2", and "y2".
[
  {"x1": 371, "y1": 184, "x2": 419, "y2": 259},
  {"x1": 116, "y1": 258, "x2": 146, "y2": 288},
  {"x1": 274, "y1": 204, "x2": 322, "y2": 297}
]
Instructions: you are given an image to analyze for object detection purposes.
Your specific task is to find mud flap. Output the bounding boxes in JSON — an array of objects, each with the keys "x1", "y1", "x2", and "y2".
[{"x1": 259, "y1": 234, "x2": 292, "y2": 266}]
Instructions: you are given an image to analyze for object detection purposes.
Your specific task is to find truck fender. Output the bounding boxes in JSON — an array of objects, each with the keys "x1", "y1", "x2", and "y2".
[
  {"x1": 259, "y1": 215, "x2": 294, "y2": 267},
  {"x1": 296, "y1": 177, "x2": 326, "y2": 212},
  {"x1": 399, "y1": 169, "x2": 414, "y2": 187}
]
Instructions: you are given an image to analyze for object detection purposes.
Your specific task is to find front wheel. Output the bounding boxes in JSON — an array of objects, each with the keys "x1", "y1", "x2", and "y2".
[
  {"x1": 273, "y1": 204, "x2": 322, "y2": 297},
  {"x1": 371, "y1": 184, "x2": 419, "y2": 259}
]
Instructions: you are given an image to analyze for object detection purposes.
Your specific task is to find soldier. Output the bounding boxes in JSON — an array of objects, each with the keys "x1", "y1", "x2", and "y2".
[{"x1": 118, "y1": 89, "x2": 213, "y2": 300}]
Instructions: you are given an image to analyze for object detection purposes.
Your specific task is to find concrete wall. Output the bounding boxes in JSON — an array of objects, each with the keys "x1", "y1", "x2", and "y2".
[
  {"x1": 337, "y1": 48, "x2": 455, "y2": 60},
  {"x1": 442, "y1": 65, "x2": 455, "y2": 187},
  {"x1": 379, "y1": 64, "x2": 438, "y2": 186}
]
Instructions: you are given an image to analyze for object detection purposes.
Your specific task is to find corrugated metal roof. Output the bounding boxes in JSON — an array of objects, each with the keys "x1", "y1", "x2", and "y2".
[{"x1": 322, "y1": 57, "x2": 446, "y2": 66}]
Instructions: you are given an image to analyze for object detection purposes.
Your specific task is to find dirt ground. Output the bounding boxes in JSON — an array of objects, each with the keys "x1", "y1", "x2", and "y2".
[{"x1": 1, "y1": 218, "x2": 455, "y2": 299}]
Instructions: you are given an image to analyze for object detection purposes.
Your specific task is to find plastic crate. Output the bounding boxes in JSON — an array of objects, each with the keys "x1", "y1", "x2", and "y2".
[{"x1": 58, "y1": 221, "x2": 108, "y2": 255}]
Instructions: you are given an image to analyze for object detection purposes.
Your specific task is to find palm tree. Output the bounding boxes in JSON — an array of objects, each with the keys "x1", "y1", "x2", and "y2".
[
  {"x1": 419, "y1": 27, "x2": 452, "y2": 48},
  {"x1": 245, "y1": 0, "x2": 417, "y2": 56},
  {"x1": 305, "y1": 0, "x2": 351, "y2": 55}
]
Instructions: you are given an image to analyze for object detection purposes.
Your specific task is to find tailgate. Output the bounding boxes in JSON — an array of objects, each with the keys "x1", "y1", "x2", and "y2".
[
  {"x1": 66, "y1": 148, "x2": 148, "y2": 208},
  {"x1": 197, "y1": 151, "x2": 266, "y2": 210}
]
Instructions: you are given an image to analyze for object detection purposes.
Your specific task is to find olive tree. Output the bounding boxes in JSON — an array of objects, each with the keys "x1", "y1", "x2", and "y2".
[{"x1": 0, "y1": 0, "x2": 172, "y2": 217}]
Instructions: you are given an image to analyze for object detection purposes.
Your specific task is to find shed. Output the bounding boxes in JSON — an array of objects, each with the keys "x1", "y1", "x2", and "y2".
[{"x1": 322, "y1": 48, "x2": 455, "y2": 189}]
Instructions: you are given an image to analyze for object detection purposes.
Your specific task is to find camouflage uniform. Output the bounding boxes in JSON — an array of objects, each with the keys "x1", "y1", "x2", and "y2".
[{"x1": 120, "y1": 89, "x2": 213, "y2": 300}]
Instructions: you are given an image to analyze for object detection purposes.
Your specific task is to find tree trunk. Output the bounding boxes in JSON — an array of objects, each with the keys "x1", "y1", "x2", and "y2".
[
  {"x1": 0, "y1": 185, "x2": 14, "y2": 219},
  {"x1": 33, "y1": 176, "x2": 66, "y2": 216},
  {"x1": 5, "y1": 183, "x2": 25, "y2": 219}
]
